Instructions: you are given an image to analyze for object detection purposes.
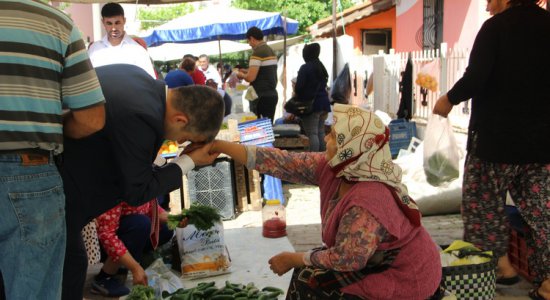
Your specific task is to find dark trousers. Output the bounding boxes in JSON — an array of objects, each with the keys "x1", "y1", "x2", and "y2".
[
  {"x1": 0, "y1": 271, "x2": 4, "y2": 300},
  {"x1": 109, "y1": 214, "x2": 173, "y2": 264},
  {"x1": 250, "y1": 95, "x2": 278, "y2": 123},
  {"x1": 62, "y1": 201, "x2": 110, "y2": 300}
]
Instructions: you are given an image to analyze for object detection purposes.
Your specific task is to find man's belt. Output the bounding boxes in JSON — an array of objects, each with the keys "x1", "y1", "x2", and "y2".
[{"x1": 0, "y1": 149, "x2": 51, "y2": 166}]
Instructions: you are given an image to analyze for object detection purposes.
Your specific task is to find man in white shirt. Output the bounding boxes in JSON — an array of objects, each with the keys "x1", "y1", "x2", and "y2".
[
  {"x1": 198, "y1": 54, "x2": 223, "y2": 89},
  {"x1": 88, "y1": 2, "x2": 156, "y2": 78}
]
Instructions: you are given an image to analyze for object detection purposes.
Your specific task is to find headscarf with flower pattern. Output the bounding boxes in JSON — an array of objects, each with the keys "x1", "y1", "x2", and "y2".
[{"x1": 329, "y1": 104, "x2": 420, "y2": 225}]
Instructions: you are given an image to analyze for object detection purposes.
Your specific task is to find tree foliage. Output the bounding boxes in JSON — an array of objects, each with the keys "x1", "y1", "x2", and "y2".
[
  {"x1": 232, "y1": 0, "x2": 355, "y2": 34},
  {"x1": 42, "y1": 1, "x2": 71, "y2": 12},
  {"x1": 138, "y1": 4, "x2": 195, "y2": 31}
]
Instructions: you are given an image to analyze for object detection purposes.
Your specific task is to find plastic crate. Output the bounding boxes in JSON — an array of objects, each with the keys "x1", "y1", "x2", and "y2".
[
  {"x1": 185, "y1": 158, "x2": 236, "y2": 220},
  {"x1": 388, "y1": 119, "x2": 417, "y2": 158},
  {"x1": 238, "y1": 118, "x2": 275, "y2": 145},
  {"x1": 508, "y1": 228, "x2": 535, "y2": 282},
  {"x1": 505, "y1": 206, "x2": 535, "y2": 282}
]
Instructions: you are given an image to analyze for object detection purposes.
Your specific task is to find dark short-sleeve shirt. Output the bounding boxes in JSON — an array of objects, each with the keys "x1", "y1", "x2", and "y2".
[{"x1": 249, "y1": 42, "x2": 278, "y2": 97}]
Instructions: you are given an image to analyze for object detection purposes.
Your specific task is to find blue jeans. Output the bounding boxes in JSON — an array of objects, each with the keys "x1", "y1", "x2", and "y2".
[
  {"x1": 0, "y1": 153, "x2": 66, "y2": 299},
  {"x1": 301, "y1": 111, "x2": 327, "y2": 152}
]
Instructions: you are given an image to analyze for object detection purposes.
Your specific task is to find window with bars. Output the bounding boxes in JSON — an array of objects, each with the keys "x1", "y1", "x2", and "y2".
[{"x1": 415, "y1": 0, "x2": 444, "y2": 50}]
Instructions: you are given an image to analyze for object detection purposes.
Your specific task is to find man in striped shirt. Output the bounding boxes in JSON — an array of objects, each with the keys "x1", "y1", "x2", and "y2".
[
  {"x1": 237, "y1": 26, "x2": 279, "y2": 122},
  {"x1": 0, "y1": 1, "x2": 106, "y2": 299}
]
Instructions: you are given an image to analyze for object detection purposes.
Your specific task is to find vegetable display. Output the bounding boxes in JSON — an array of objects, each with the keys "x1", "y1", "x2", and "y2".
[
  {"x1": 167, "y1": 203, "x2": 222, "y2": 231},
  {"x1": 127, "y1": 284, "x2": 156, "y2": 300},
  {"x1": 162, "y1": 281, "x2": 284, "y2": 300}
]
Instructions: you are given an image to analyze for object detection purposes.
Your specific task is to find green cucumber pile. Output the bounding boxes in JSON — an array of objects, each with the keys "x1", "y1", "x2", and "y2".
[{"x1": 162, "y1": 281, "x2": 285, "y2": 300}]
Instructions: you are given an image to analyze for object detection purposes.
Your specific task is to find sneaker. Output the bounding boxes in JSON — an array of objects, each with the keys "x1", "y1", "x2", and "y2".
[
  {"x1": 91, "y1": 275, "x2": 130, "y2": 297},
  {"x1": 113, "y1": 268, "x2": 129, "y2": 284}
]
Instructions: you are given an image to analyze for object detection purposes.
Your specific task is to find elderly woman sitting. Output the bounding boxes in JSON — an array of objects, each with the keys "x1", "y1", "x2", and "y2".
[{"x1": 205, "y1": 104, "x2": 442, "y2": 299}]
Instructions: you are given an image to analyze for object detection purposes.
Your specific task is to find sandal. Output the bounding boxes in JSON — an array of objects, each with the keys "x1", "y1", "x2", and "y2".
[{"x1": 529, "y1": 288, "x2": 546, "y2": 300}]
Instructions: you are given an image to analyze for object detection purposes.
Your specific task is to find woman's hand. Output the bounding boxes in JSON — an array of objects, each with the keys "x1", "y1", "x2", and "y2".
[
  {"x1": 130, "y1": 265, "x2": 148, "y2": 286},
  {"x1": 433, "y1": 94, "x2": 453, "y2": 117},
  {"x1": 185, "y1": 142, "x2": 220, "y2": 166},
  {"x1": 159, "y1": 211, "x2": 169, "y2": 224},
  {"x1": 268, "y1": 252, "x2": 305, "y2": 276}
]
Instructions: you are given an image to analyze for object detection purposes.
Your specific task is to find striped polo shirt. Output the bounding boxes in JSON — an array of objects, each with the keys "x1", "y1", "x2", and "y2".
[
  {"x1": 0, "y1": 0, "x2": 105, "y2": 154},
  {"x1": 249, "y1": 42, "x2": 278, "y2": 97}
]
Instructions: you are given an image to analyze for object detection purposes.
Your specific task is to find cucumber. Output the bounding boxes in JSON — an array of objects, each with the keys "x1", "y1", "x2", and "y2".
[
  {"x1": 209, "y1": 295, "x2": 235, "y2": 300},
  {"x1": 232, "y1": 291, "x2": 248, "y2": 298},
  {"x1": 261, "y1": 286, "x2": 284, "y2": 294},
  {"x1": 247, "y1": 288, "x2": 259, "y2": 297},
  {"x1": 202, "y1": 286, "x2": 218, "y2": 297}
]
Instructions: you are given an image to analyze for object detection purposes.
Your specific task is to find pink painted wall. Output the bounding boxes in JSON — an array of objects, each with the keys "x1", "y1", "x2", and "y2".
[
  {"x1": 396, "y1": 0, "x2": 490, "y2": 52},
  {"x1": 62, "y1": 3, "x2": 95, "y2": 43},
  {"x1": 396, "y1": 0, "x2": 422, "y2": 52},
  {"x1": 443, "y1": 0, "x2": 486, "y2": 49}
]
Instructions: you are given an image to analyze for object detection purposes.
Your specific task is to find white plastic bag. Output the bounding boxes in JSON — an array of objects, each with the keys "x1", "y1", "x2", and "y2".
[
  {"x1": 415, "y1": 60, "x2": 440, "y2": 93},
  {"x1": 244, "y1": 86, "x2": 258, "y2": 101},
  {"x1": 176, "y1": 222, "x2": 231, "y2": 279},
  {"x1": 145, "y1": 258, "x2": 184, "y2": 297},
  {"x1": 423, "y1": 115, "x2": 460, "y2": 186}
]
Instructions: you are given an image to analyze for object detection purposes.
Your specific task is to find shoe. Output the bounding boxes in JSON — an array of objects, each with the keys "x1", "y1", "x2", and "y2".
[
  {"x1": 113, "y1": 268, "x2": 129, "y2": 284},
  {"x1": 496, "y1": 275, "x2": 520, "y2": 285},
  {"x1": 91, "y1": 275, "x2": 130, "y2": 297},
  {"x1": 529, "y1": 288, "x2": 547, "y2": 300}
]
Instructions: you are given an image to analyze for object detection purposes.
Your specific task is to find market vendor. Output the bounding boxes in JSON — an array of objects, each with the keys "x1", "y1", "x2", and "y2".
[
  {"x1": 205, "y1": 104, "x2": 442, "y2": 299},
  {"x1": 59, "y1": 64, "x2": 223, "y2": 300}
]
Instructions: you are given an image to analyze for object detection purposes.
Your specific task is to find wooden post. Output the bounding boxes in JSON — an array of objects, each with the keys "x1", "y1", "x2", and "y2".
[{"x1": 332, "y1": 0, "x2": 338, "y2": 79}]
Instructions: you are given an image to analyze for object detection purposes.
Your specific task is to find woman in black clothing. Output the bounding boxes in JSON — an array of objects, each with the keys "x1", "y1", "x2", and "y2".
[
  {"x1": 293, "y1": 43, "x2": 331, "y2": 152},
  {"x1": 433, "y1": 1, "x2": 550, "y2": 299}
]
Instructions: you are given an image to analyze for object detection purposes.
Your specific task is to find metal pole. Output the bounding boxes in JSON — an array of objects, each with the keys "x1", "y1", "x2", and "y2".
[
  {"x1": 218, "y1": 36, "x2": 223, "y2": 82},
  {"x1": 283, "y1": 11, "x2": 288, "y2": 103},
  {"x1": 332, "y1": 0, "x2": 338, "y2": 79}
]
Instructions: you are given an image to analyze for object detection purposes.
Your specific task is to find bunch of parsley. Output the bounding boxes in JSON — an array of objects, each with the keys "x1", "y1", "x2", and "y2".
[{"x1": 167, "y1": 203, "x2": 222, "y2": 231}]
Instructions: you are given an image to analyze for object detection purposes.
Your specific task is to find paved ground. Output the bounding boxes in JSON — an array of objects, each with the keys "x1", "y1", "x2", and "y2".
[{"x1": 84, "y1": 183, "x2": 534, "y2": 299}]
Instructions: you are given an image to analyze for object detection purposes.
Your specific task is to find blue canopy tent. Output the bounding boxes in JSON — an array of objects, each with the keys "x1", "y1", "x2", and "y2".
[
  {"x1": 142, "y1": 6, "x2": 298, "y2": 47},
  {"x1": 142, "y1": 7, "x2": 297, "y2": 205}
]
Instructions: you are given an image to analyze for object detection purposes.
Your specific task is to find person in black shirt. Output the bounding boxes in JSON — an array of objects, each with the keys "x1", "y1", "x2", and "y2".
[
  {"x1": 60, "y1": 64, "x2": 224, "y2": 300},
  {"x1": 433, "y1": 1, "x2": 550, "y2": 298},
  {"x1": 237, "y1": 27, "x2": 278, "y2": 122}
]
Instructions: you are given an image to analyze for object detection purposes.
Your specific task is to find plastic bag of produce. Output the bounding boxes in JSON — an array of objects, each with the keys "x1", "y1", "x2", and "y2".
[
  {"x1": 423, "y1": 115, "x2": 460, "y2": 186},
  {"x1": 144, "y1": 258, "x2": 184, "y2": 297},
  {"x1": 415, "y1": 60, "x2": 440, "y2": 93},
  {"x1": 175, "y1": 221, "x2": 231, "y2": 279}
]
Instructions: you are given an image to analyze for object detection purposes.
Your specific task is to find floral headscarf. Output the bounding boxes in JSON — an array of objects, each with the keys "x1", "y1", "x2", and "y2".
[{"x1": 329, "y1": 104, "x2": 420, "y2": 224}]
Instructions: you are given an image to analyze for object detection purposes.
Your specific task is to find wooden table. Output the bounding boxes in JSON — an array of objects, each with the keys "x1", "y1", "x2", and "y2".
[{"x1": 273, "y1": 134, "x2": 309, "y2": 151}]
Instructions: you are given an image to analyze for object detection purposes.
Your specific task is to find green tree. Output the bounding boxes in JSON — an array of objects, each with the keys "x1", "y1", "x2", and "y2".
[
  {"x1": 232, "y1": 0, "x2": 354, "y2": 34},
  {"x1": 42, "y1": 1, "x2": 71, "y2": 13},
  {"x1": 138, "y1": 3, "x2": 194, "y2": 31}
]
